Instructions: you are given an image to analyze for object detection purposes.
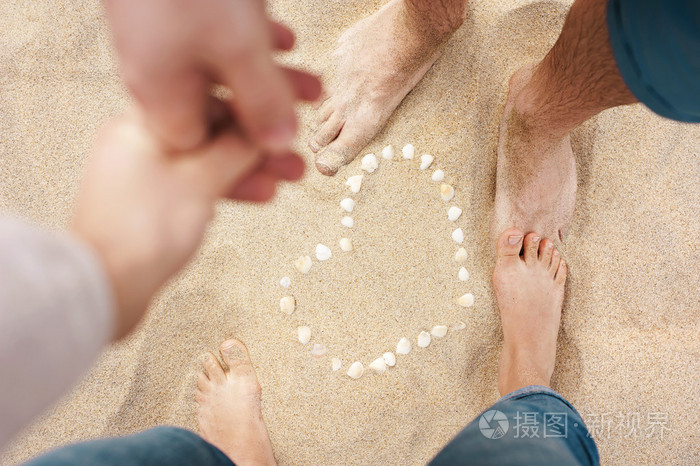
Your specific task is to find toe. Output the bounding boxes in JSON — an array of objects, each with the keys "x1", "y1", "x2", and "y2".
[
  {"x1": 555, "y1": 259, "x2": 567, "y2": 284},
  {"x1": 202, "y1": 352, "x2": 225, "y2": 383},
  {"x1": 315, "y1": 122, "x2": 374, "y2": 176},
  {"x1": 196, "y1": 371, "x2": 210, "y2": 392},
  {"x1": 220, "y1": 339, "x2": 251, "y2": 370},
  {"x1": 308, "y1": 112, "x2": 344, "y2": 153},
  {"x1": 496, "y1": 228, "x2": 524, "y2": 259},
  {"x1": 549, "y1": 249, "x2": 561, "y2": 278},
  {"x1": 539, "y1": 238, "x2": 554, "y2": 267},
  {"x1": 314, "y1": 98, "x2": 335, "y2": 128},
  {"x1": 523, "y1": 232, "x2": 541, "y2": 264}
]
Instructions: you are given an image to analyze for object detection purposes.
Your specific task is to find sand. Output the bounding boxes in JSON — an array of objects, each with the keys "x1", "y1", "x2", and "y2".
[{"x1": 1, "y1": 0, "x2": 699, "y2": 464}]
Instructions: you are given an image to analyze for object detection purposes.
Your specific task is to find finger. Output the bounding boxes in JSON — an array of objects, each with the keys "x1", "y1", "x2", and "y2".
[
  {"x1": 283, "y1": 67, "x2": 323, "y2": 102},
  {"x1": 262, "y1": 152, "x2": 305, "y2": 181},
  {"x1": 216, "y1": 32, "x2": 296, "y2": 154},
  {"x1": 125, "y1": 65, "x2": 209, "y2": 152},
  {"x1": 269, "y1": 21, "x2": 295, "y2": 51},
  {"x1": 226, "y1": 171, "x2": 277, "y2": 202}
]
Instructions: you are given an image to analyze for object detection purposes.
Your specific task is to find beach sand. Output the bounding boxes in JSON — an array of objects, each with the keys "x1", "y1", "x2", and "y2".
[{"x1": 1, "y1": 0, "x2": 699, "y2": 464}]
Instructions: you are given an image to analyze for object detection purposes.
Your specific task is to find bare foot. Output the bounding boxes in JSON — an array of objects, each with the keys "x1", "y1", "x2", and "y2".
[
  {"x1": 492, "y1": 65, "x2": 577, "y2": 243},
  {"x1": 195, "y1": 339, "x2": 276, "y2": 466},
  {"x1": 492, "y1": 229, "x2": 567, "y2": 396},
  {"x1": 309, "y1": 0, "x2": 464, "y2": 175}
]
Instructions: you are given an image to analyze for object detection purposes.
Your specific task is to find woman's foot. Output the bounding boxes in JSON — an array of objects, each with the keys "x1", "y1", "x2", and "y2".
[
  {"x1": 195, "y1": 339, "x2": 276, "y2": 466},
  {"x1": 310, "y1": 0, "x2": 464, "y2": 175},
  {"x1": 492, "y1": 229, "x2": 567, "y2": 396}
]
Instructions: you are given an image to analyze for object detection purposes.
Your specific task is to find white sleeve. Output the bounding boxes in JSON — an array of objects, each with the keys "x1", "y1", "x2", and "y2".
[{"x1": 0, "y1": 217, "x2": 114, "y2": 451}]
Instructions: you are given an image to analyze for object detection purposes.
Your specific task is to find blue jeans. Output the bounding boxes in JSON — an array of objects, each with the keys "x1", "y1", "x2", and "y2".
[{"x1": 26, "y1": 386, "x2": 598, "y2": 465}]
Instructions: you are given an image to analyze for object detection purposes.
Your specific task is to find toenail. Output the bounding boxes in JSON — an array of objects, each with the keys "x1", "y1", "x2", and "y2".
[
  {"x1": 508, "y1": 235, "x2": 522, "y2": 245},
  {"x1": 546, "y1": 242, "x2": 554, "y2": 249},
  {"x1": 553, "y1": 250, "x2": 559, "y2": 256},
  {"x1": 222, "y1": 342, "x2": 236, "y2": 352},
  {"x1": 531, "y1": 236, "x2": 540, "y2": 242}
]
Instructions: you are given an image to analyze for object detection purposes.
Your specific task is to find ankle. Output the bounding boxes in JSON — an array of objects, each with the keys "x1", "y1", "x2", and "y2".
[
  {"x1": 403, "y1": 0, "x2": 466, "y2": 41},
  {"x1": 498, "y1": 346, "x2": 552, "y2": 396}
]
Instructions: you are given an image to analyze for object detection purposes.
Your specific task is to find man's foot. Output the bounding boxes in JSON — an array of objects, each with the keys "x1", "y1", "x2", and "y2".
[
  {"x1": 309, "y1": 0, "x2": 464, "y2": 175},
  {"x1": 492, "y1": 65, "x2": 577, "y2": 243},
  {"x1": 195, "y1": 339, "x2": 276, "y2": 466},
  {"x1": 492, "y1": 229, "x2": 567, "y2": 396}
]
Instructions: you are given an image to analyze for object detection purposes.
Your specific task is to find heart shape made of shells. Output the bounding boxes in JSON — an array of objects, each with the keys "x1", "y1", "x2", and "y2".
[{"x1": 277, "y1": 144, "x2": 475, "y2": 380}]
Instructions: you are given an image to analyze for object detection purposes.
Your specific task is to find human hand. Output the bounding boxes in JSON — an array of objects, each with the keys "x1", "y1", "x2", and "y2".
[
  {"x1": 71, "y1": 106, "x2": 303, "y2": 340},
  {"x1": 104, "y1": 0, "x2": 320, "y2": 153}
]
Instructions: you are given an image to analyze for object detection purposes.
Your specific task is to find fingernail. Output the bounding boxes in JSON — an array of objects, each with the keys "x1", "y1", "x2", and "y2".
[{"x1": 508, "y1": 235, "x2": 522, "y2": 245}]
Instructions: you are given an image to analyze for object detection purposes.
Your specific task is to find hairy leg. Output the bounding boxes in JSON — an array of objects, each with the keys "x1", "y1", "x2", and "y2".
[
  {"x1": 493, "y1": 0, "x2": 637, "y2": 242},
  {"x1": 310, "y1": 0, "x2": 468, "y2": 175}
]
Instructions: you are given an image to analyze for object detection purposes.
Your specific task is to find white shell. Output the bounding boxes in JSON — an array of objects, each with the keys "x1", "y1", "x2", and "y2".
[
  {"x1": 452, "y1": 321, "x2": 466, "y2": 330},
  {"x1": 347, "y1": 361, "x2": 364, "y2": 379},
  {"x1": 448, "y1": 206, "x2": 463, "y2": 222},
  {"x1": 452, "y1": 228, "x2": 464, "y2": 244},
  {"x1": 383, "y1": 352, "x2": 396, "y2": 367},
  {"x1": 432, "y1": 169, "x2": 445, "y2": 182},
  {"x1": 417, "y1": 331, "x2": 431, "y2": 348},
  {"x1": 431, "y1": 325, "x2": 448, "y2": 338},
  {"x1": 341, "y1": 216, "x2": 354, "y2": 228},
  {"x1": 340, "y1": 198, "x2": 355, "y2": 213},
  {"x1": 361, "y1": 153, "x2": 378, "y2": 173},
  {"x1": 420, "y1": 154, "x2": 434, "y2": 170},
  {"x1": 315, "y1": 244, "x2": 332, "y2": 261},
  {"x1": 381, "y1": 145, "x2": 395, "y2": 160},
  {"x1": 396, "y1": 337, "x2": 412, "y2": 355},
  {"x1": 402, "y1": 143, "x2": 415, "y2": 159},
  {"x1": 297, "y1": 326, "x2": 311, "y2": 345},
  {"x1": 280, "y1": 296, "x2": 295, "y2": 315},
  {"x1": 331, "y1": 358, "x2": 342, "y2": 371},
  {"x1": 369, "y1": 357, "x2": 387, "y2": 374},
  {"x1": 458, "y1": 293, "x2": 475, "y2": 307},
  {"x1": 458, "y1": 267, "x2": 470, "y2": 281},
  {"x1": 339, "y1": 238, "x2": 353, "y2": 251},
  {"x1": 455, "y1": 248, "x2": 468, "y2": 262},
  {"x1": 440, "y1": 183, "x2": 455, "y2": 201},
  {"x1": 311, "y1": 343, "x2": 327, "y2": 358},
  {"x1": 345, "y1": 174, "x2": 363, "y2": 193},
  {"x1": 295, "y1": 255, "x2": 312, "y2": 274},
  {"x1": 280, "y1": 276, "x2": 291, "y2": 288}
]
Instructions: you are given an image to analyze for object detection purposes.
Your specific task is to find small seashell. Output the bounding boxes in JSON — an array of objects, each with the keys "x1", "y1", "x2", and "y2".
[
  {"x1": 280, "y1": 276, "x2": 291, "y2": 288},
  {"x1": 458, "y1": 267, "x2": 470, "y2": 281},
  {"x1": 417, "y1": 331, "x2": 431, "y2": 348},
  {"x1": 341, "y1": 216, "x2": 354, "y2": 228},
  {"x1": 448, "y1": 206, "x2": 463, "y2": 222},
  {"x1": 383, "y1": 352, "x2": 396, "y2": 367},
  {"x1": 420, "y1": 154, "x2": 434, "y2": 170},
  {"x1": 458, "y1": 293, "x2": 475, "y2": 307},
  {"x1": 340, "y1": 198, "x2": 355, "y2": 213},
  {"x1": 315, "y1": 244, "x2": 332, "y2": 261},
  {"x1": 431, "y1": 325, "x2": 448, "y2": 338},
  {"x1": 361, "y1": 153, "x2": 378, "y2": 173},
  {"x1": 311, "y1": 343, "x2": 327, "y2": 358},
  {"x1": 346, "y1": 174, "x2": 363, "y2": 193},
  {"x1": 382, "y1": 145, "x2": 395, "y2": 160},
  {"x1": 440, "y1": 183, "x2": 455, "y2": 201},
  {"x1": 402, "y1": 143, "x2": 415, "y2": 159},
  {"x1": 280, "y1": 296, "x2": 295, "y2": 315},
  {"x1": 369, "y1": 357, "x2": 387, "y2": 374},
  {"x1": 455, "y1": 247, "x2": 468, "y2": 262},
  {"x1": 332, "y1": 358, "x2": 342, "y2": 371},
  {"x1": 452, "y1": 321, "x2": 466, "y2": 330},
  {"x1": 339, "y1": 238, "x2": 353, "y2": 251},
  {"x1": 432, "y1": 169, "x2": 445, "y2": 182},
  {"x1": 452, "y1": 228, "x2": 464, "y2": 244},
  {"x1": 396, "y1": 337, "x2": 411, "y2": 355},
  {"x1": 297, "y1": 326, "x2": 311, "y2": 345},
  {"x1": 347, "y1": 361, "x2": 364, "y2": 379},
  {"x1": 294, "y1": 255, "x2": 312, "y2": 274}
]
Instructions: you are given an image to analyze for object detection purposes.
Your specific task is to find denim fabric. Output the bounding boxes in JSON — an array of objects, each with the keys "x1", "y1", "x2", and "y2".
[
  {"x1": 430, "y1": 386, "x2": 599, "y2": 465},
  {"x1": 24, "y1": 426, "x2": 233, "y2": 466},
  {"x1": 607, "y1": 0, "x2": 700, "y2": 122}
]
